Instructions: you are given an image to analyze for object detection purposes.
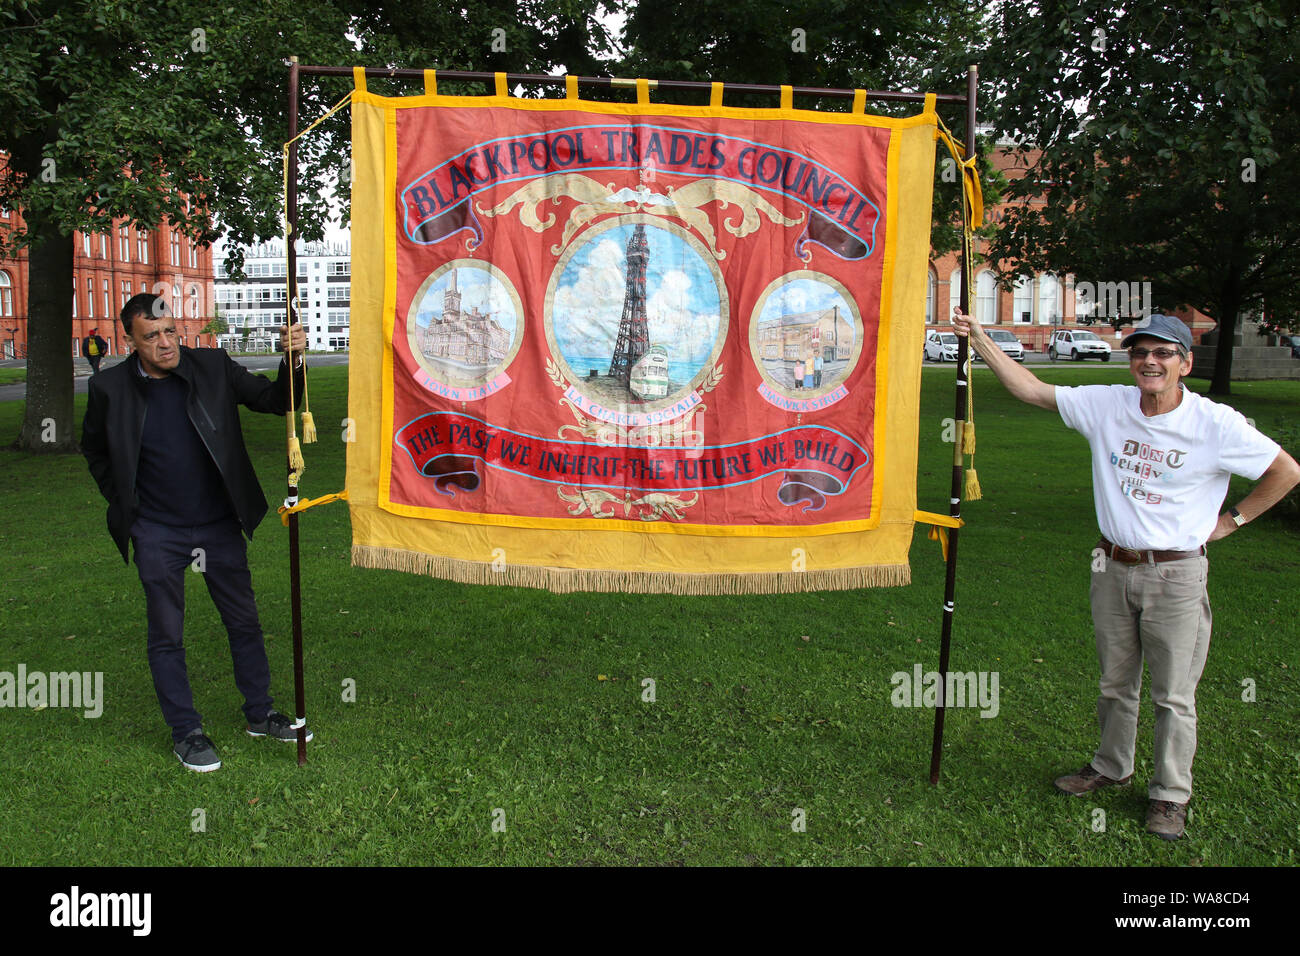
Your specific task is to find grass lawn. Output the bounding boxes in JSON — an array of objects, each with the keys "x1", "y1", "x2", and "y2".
[
  {"x1": 0, "y1": 369, "x2": 25, "y2": 386},
  {"x1": 0, "y1": 364, "x2": 1296, "y2": 866}
]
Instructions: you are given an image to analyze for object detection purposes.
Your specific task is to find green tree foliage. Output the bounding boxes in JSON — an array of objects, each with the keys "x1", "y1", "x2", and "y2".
[
  {"x1": 617, "y1": 0, "x2": 1004, "y2": 257},
  {"x1": 618, "y1": 0, "x2": 978, "y2": 102},
  {"x1": 0, "y1": 0, "x2": 615, "y2": 451},
  {"x1": 981, "y1": 0, "x2": 1299, "y2": 394}
]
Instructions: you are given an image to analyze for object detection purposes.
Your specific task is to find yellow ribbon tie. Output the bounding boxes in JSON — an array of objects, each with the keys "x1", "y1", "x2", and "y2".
[{"x1": 279, "y1": 490, "x2": 350, "y2": 526}]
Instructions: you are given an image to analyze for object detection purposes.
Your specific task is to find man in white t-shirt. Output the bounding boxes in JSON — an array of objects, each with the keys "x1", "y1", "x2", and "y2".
[{"x1": 952, "y1": 309, "x2": 1299, "y2": 840}]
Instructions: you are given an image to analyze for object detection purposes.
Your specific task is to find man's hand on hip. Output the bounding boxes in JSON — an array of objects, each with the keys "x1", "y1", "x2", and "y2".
[
  {"x1": 1209, "y1": 450, "x2": 1300, "y2": 543},
  {"x1": 1207, "y1": 512, "x2": 1238, "y2": 542}
]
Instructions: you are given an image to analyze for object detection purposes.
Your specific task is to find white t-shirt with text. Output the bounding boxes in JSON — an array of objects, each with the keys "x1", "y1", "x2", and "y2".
[{"x1": 1055, "y1": 384, "x2": 1280, "y2": 551}]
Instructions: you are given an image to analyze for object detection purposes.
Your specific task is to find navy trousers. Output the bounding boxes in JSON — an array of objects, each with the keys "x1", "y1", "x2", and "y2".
[{"x1": 130, "y1": 515, "x2": 274, "y2": 742}]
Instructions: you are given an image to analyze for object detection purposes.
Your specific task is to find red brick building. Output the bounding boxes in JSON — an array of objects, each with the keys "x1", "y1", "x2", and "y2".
[
  {"x1": 926, "y1": 145, "x2": 1213, "y2": 351},
  {"x1": 0, "y1": 201, "x2": 216, "y2": 361}
]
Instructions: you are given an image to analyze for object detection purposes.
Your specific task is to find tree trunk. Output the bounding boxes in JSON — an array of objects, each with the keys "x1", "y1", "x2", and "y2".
[
  {"x1": 1208, "y1": 302, "x2": 1239, "y2": 397},
  {"x1": 17, "y1": 215, "x2": 76, "y2": 452},
  {"x1": 1207, "y1": 229, "x2": 1247, "y2": 397}
]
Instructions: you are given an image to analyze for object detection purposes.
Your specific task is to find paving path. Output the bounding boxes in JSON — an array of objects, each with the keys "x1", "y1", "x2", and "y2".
[{"x1": 2, "y1": 348, "x2": 1128, "y2": 403}]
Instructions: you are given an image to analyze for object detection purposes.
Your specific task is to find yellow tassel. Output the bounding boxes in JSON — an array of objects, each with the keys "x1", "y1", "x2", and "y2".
[
  {"x1": 962, "y1": 421, "x2": 976, "y2": 456},
  {"x1": 288, "y1": 436, "x2": 306, "y2": 474},
  {"x1": 964, "y1": 467, "x2": 982, "y2": 501},
  {"x1": 300, "y1": 410, "x2": 317, "y2": 444}
]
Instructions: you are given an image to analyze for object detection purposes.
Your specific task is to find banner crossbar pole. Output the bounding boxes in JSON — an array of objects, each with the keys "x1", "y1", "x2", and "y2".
[{"x1": 294, "y1": 65, "x2": 967, "y2": 105}]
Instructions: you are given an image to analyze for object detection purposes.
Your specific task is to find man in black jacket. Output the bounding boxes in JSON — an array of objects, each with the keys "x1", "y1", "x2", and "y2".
[{"x1": 82, "y1": 293, "x2": 311, "y2": 772}]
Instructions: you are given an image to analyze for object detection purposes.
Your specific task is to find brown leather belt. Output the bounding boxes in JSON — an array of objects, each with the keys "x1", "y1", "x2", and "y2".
[{"x1": 1098, "y1": 537, "x2": 1205, "y2": 565}]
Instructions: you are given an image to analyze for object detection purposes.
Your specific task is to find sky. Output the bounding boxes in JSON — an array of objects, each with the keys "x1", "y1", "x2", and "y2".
[
  {"x1": 412, "y1": 265, "x2": 518, "y2": 334},
  {"x1": 551, "y1": 223, "x2": 722, "y2": 368},
  {"x1": 758, "y1": 276, "x2": 856, "y2": 345}
]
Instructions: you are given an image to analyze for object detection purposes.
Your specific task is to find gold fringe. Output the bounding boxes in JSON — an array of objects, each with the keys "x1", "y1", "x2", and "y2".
[
  {"x1": 300, "y1": 410, "x2": 317, "y2": 444},
  {"x1": 964, "y1": 467, "x2": 982, "y2": 501},
  {"x1": 961, "y1": 421, "x2": 976, "y2": 456},
  {"x1": 350, "y1": 545, "x2": 911, "y2": 595}
]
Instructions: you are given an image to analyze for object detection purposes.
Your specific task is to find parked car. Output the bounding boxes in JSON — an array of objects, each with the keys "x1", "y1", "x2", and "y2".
[
  {"x1": 924, "y1": 330, "x2": 959, "y2": 362},
  {"x1": 1049, "y1": 329, "x2": 1113, "y2": 361},
  {"x1": 973, "y1": 328, "x2": 1025, "y2": 363},
  {"x1": 1280, "y1": 333, "x2": 1300, "y2": 359}
]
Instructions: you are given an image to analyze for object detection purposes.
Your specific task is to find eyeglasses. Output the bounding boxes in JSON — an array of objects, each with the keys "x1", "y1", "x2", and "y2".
[{"x1": 1129, "y1": 347, "x2": 1183, "y2": 361}]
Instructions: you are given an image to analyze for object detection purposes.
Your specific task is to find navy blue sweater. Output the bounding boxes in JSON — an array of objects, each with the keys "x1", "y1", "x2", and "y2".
[{"x1": 136, "y1": 371, "x2": 236, "y2": 526}]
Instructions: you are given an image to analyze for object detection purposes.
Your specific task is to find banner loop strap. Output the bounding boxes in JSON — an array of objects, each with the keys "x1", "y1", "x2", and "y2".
[
  {"x1": 565, "y1": 74, "x2": 578, "y2": 100},
  {"x1": 494, "y1": 72, "x2": 508, "y2": 97},
  {"x1": 710, "y1": 82, "x2": 723, "y2": 107},
  {"x1": 352, "y1": 66, "x2": 366, "y2": 93},
  {"x1": 780, "y1": 84, "x2": 793, "y2": 110},
  {"x1": 636, "y1": 78, "x2": 649, "y2": 104},
  {"x1": 424, "y1": 70, "x2": 437, "y2": 96},
  {"x1": 851, "y1": 89, "x2": 865, "y2": 114}
]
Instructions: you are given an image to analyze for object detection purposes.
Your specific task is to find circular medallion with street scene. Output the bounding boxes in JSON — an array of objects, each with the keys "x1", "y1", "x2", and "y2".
[{"x1": 748, "y1": 272, "x2": 863, "y2": 398}]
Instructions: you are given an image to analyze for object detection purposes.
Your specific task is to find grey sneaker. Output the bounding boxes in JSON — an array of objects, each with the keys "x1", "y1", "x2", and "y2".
[
  {"x1": 174, "y1": 733, "x2": 221, "y2": 772},
  {"x1": 1053, "y1": 763, "x2": 1132, "y2": 796},
  {"x1": 1146, "y1": 800, "x2": 1187, "y2": 841},
  {"x1": 246, "y1": 711, "x2": 312, "y2": 742}
]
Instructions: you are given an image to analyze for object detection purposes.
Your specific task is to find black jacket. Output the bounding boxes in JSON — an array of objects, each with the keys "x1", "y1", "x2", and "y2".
[{"x1": 82, "y1": 347, "x2": 305, "y2": 562}]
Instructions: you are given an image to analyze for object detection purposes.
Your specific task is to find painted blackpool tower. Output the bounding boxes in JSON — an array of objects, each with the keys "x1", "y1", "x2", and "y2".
[{"x1": 608, "y1": 224, "x2": 650, "y2": 386}]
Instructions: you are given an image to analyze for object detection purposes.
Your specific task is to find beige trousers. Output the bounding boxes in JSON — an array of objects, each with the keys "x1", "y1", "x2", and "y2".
[{"x1": 1088, "y1": 553, "x2": 1211, "y2": 804}]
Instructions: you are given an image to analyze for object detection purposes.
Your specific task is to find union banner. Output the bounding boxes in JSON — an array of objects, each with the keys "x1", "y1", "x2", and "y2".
[{"x1": 347, "y1": 73, "x2": 938, "y2": 593}]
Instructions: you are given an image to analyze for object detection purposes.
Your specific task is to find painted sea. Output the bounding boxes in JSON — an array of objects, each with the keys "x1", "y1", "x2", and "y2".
[{"x1": 565, "y1": 353, "x2": 696, "y2": 386}]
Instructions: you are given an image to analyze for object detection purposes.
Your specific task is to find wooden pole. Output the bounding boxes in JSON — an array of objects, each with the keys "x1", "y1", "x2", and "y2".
[
  {"x1": 286, "y1": 56, "x2": 308, "y2": 766},
  {"x1": 929, "y1": 64, "x2": 978, "y2": 785}
]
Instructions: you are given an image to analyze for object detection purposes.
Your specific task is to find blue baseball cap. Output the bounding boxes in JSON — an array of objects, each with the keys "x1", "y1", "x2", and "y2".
[{"x1": 1121, "y1": 314, "x2": 1192, "y2": 351}]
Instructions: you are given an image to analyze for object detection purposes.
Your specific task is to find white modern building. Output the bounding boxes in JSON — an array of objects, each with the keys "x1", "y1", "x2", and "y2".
[{"x1": 214, "y1": 239, "x2": 350, "y2": 352}]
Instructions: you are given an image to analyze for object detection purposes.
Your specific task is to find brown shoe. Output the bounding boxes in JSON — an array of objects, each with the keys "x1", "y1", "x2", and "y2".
[
  {"x1": 1053, "y1": 763, "x2": 1132, "y2": 796},
  {"x1": 1146, "y1": 800, "x2": 1187, "y2": 840}
]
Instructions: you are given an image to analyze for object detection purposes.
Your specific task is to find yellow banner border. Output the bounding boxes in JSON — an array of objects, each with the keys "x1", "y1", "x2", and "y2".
[{"x1": 362, "y1": 86, "x2": 937, "y2": 540}]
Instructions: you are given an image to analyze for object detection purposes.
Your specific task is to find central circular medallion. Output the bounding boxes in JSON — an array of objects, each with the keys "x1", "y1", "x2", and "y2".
[{"x1": 545, "y1": 216, "x2": 727, "y2": 417}]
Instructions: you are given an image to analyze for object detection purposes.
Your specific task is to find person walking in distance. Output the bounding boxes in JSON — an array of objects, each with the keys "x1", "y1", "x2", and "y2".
[{"x1": 82, "y1": 327, "x2": 108, "y2": 374}]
